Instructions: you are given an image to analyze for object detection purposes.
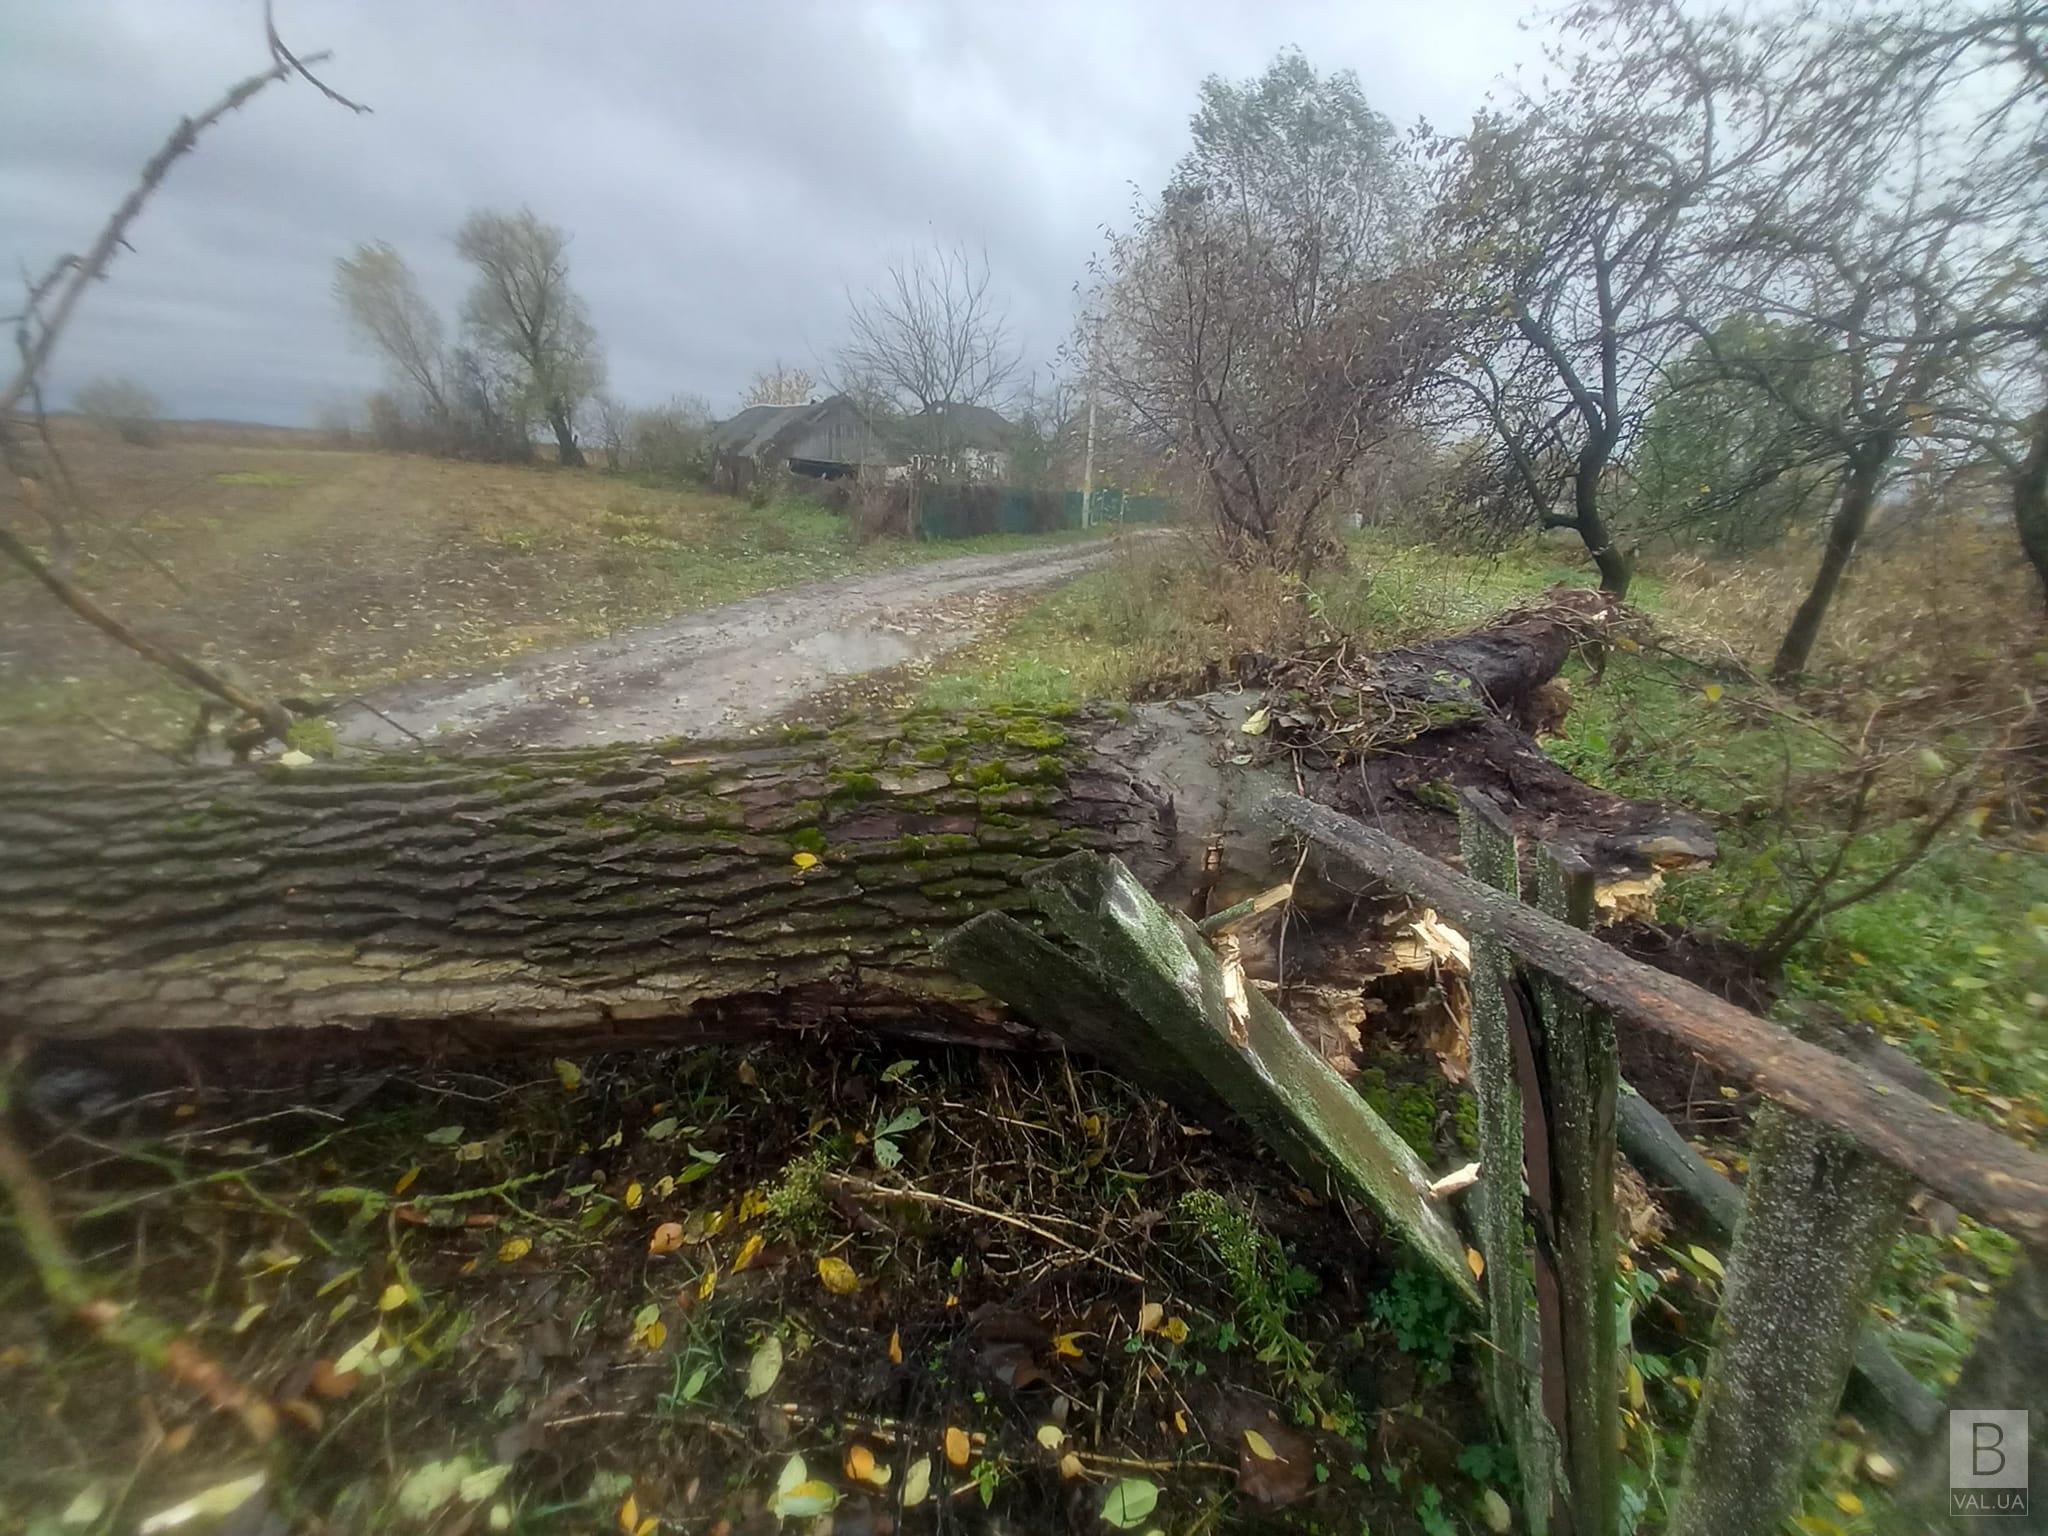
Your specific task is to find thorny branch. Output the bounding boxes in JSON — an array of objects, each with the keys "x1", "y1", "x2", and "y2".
[{"x1": 0, "y1": 12, "x2": 368, "y2": 753}]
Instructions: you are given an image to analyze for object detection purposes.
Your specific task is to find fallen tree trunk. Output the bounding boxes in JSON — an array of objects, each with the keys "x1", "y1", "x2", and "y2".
[{"x1": 0, "y1": 598, "x2": 1710, "y2": 1062}]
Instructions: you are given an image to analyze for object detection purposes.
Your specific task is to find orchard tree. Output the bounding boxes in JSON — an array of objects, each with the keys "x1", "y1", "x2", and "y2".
[
  {"x1": 1677, "y1": 0, "x2": 2046, "y2": 675},
  {"x1": 1430, "y1": 0, "x2": 1812, "y2": 596},
  {"x1": 455, "y1": 207, "x2": 604, "y2": 467},
  {"x1": 1628, "y1": 317, "x2": 1843, "y2": 555},
  {"x1": 1092, "y1": 50, "x2": 1438, "y2": 571}
]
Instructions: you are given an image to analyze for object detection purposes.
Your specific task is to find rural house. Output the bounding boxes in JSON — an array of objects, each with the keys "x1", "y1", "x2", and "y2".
[
  {"x1": 708, "y1": 394, "x2": 899, "y2": 491},
  {"x1": 906, "y1": 401, "x2": 1014, "y2": 480}
]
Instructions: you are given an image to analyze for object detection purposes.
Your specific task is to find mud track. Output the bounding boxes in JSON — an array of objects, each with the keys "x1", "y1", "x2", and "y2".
[{"x1": 335, "y1": 535, "x2": 1146, "y2": 749}]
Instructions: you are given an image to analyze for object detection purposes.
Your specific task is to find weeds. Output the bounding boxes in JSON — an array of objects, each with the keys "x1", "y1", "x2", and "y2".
[{"x1": 1175, "y1": 1189, "x2": 1318, "y2": 1374}]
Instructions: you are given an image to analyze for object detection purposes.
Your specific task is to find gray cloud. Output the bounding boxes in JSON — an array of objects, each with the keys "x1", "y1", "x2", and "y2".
[{"x1": 0, "y1": 0, "x2": 1536, "y2": 426}]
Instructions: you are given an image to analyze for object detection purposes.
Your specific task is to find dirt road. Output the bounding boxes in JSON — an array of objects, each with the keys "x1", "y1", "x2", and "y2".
[{"x1": 334, "y1": 536, "x2": 1137, "y2": 749}]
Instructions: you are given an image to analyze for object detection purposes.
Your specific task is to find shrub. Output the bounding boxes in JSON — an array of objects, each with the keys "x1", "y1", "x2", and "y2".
[{"x1": 74, "y1": 376, "x2": 162, "y2": 445}]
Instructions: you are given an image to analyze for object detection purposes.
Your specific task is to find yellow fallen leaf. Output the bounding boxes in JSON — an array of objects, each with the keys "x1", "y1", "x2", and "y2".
[
  {"x1": 648, "y1": 1222, "x2": 684, "y2": 1255},
  {"x1": 845, "y1": 1445, "x2": 876, "y2": 1483},
  {"x1": 497, "y1": 1236, "x2": 532, "y2": 1263},
  {"x1": 1244, "y1": 1428, "x2": 1279, "y2": 1461},
  {"x1": 1834, "y1": 1491, "x2": 1865, "y2": 1517},
  {"x1": 733, "y1": 1233, "x2": 764, "y2": 1273},
  {"x1": 1059, "y1": 1452, "x2": 1084, "y2": 1480},
  {"x1": 623, "y1": 1181, "x2": 644, "y2": 1211},
  {"x1": 1036, "y1": 1424, "x2": 1065, "y2": 1450},
  {"x1": 1466, "y1": 1247, "x2": 1485, "y2": 1281},
  {"x1": 901, "y1": 1457, "x2": 932, "y2": 1507},
  {"x1": 888, "y1": 1327, "x2": 903, "y2": 1365},
  {"x1": 697, "y1": 1265, "x2": 717, "y2": 1301},
  {"x1": 1160, "y1": 1317, "x2": 1189, "y2": 1344},
  {"x1": 792, "y1": 851, "x2": 820, "y2": 871},
  {"x1": 617, "y1": 1494, "x2": 638, "y2": 1535},
  {"x1": 944, "y1": 1425, "x2": 970, "y2": 1468},
  {"x1": 378, "y1": 1284, "x2": 408, "y2": 1312},
  {"x1": 817, "y1": 1255, "x2": 860, "y2": 1294},
  {"x1": 738, "y1": 1187, "x2": 770, "y2": 1222},
  {"x1": 1174, "y1": 1411, "x2": 1188, "y2": 1435},
  {"x1": 1137, "y1": 1301, "x2": 1164, "y2": 1335},
  {"x1": 1703, "y1": 683, "x2": 1724, "y2": 703},
  {"x1": 1052, "y1": 1331, "x2": 1086, "y2": 1360},
  {"x1": 393, "y1": 1165, "x2": 421, "y2": 1196},
  {"x1": 553, "y1": 1058, "x2": 582, "y2": 1092}
]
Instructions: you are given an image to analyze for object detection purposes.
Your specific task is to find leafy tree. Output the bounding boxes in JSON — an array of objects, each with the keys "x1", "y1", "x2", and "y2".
[
  {"x1": 1093, "y1": 49, "x2": 1434, "y2": 571},
  {"x1": 455, "y1": 207, "x2": 604, "y2": 467},
  {"x1": 333, "y1": 242, "x2": 449, "y2": 429},
  {"x1": 1628, "y1": 317, "x2": 1842, "y2": 555},
  {"x1": 1675, "y1": 0, "x2": 2046, "y2": 676}
]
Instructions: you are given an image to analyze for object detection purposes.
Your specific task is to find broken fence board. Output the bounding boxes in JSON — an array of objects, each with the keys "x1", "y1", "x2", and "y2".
[{"x1": 935, "y1": 852, "x2": 1478, "y2": 1309}]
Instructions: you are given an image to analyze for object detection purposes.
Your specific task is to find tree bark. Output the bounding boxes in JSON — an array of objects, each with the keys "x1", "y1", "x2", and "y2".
[
  {"x1": 0, "y1": 600, "x2": 1710, "y2": 1065},
  {"x1": 1575, "y1": 440, "x2": 1633, "y2": 598},
  {"x1": 1771, "y1": 440, "x2": 1891, "y2": 682},
  {"x1": 2011, "y1": 405, "x2": 2048, "y2": 613},
  {"x1": 549, "y1": 402, "x2": 584, "y2": 468}
]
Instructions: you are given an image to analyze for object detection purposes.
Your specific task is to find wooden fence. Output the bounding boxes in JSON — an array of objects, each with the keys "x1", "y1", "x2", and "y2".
[{"x1": 1269, "y1": 790, "x2": 2048, "y2": 1536}]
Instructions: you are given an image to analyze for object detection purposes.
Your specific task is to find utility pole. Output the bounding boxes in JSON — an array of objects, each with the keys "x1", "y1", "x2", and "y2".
[{"x1": 1079, "y1": 347, "x2": 1097, "y2": 530}]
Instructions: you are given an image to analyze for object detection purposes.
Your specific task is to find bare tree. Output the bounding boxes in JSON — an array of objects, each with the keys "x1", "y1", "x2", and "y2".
[
  {"x1": 837, "y1": 243, "x2": 1019, "y2": 441},
  {"x1": 333, "y1": 241, "x2": 448, "y2": 430},
  {"x1": 454, "y1": 207, "x2": 604, "y2": 467},
  {"x1": 740, "y1": 361, "x2": 816, "y2": 407},
  {"x1": 1673, "y1": 0, "x2": 2046, "y2": 676},
  {"x1": 1428, "y1": 0, "x2": 1817, "y2": 598},
  {"x1": 590, "y1": 393, "x2": 630, "y2": 472},
  {"x1": 1091, "y1": 50, "x2": 1439, "y2": 571},
  {"x1": 73, "y1": 376, "x2": 162, "y2": 446}
]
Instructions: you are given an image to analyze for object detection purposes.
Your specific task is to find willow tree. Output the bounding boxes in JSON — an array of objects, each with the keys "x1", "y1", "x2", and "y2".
[
  {"x1": 1090, "y1": 50, "x2": 1439, "y2": 573},
  {"x1": 455, "y1": 207, "x2": 604, "y2": 468}
]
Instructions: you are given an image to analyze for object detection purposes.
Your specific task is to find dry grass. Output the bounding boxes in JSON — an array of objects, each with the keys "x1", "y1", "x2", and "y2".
[
  {"x1": 0, "y1": 428, "x2": 1011, "y2": 768},
  {"x1": 1652, "y1": 517, "x2": 2046, "y2": 735}
]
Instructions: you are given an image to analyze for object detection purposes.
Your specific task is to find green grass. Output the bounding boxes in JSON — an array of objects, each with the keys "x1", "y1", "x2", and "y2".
[
  {"x1": 932, "y1": 528, "x2": 2048, "y2": 1138},
  {"x1": 1548, "y1": 650, "x2": 2048, "y2": 1138},
  {"x1": 920, "y1": 533, "x2": 1595, "y2": 711}
]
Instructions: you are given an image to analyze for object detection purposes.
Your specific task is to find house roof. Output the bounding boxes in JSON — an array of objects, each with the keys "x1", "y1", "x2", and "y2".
[
  {"x1": 910, "y1": 401, "x2": 1012, "y2": 452},
  {"x1": 711, "y1": 395, "x2": 908, "y2": 467},
  {"x1": 709, "y1": 402, "x2": 818, "y2": 457}
]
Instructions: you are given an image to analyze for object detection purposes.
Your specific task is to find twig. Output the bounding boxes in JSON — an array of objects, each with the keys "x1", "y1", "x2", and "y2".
[
  {"x1": 827, "y1": 1173, "x2": 1145, "y2": 1284},
  {"x1": 0, "y1": 523, "x2": 292, "y2": 740}
]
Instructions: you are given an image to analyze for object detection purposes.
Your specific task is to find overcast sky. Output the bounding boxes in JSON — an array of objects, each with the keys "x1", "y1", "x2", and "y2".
[{"x1": 0, "y1": 1, "x2": 1541, "y2": 427}]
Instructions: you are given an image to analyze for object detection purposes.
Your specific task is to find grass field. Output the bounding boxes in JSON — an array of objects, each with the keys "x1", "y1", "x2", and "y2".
[{"x1": 0, "y1": 430, "x2": 1080, "y2": 768}]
